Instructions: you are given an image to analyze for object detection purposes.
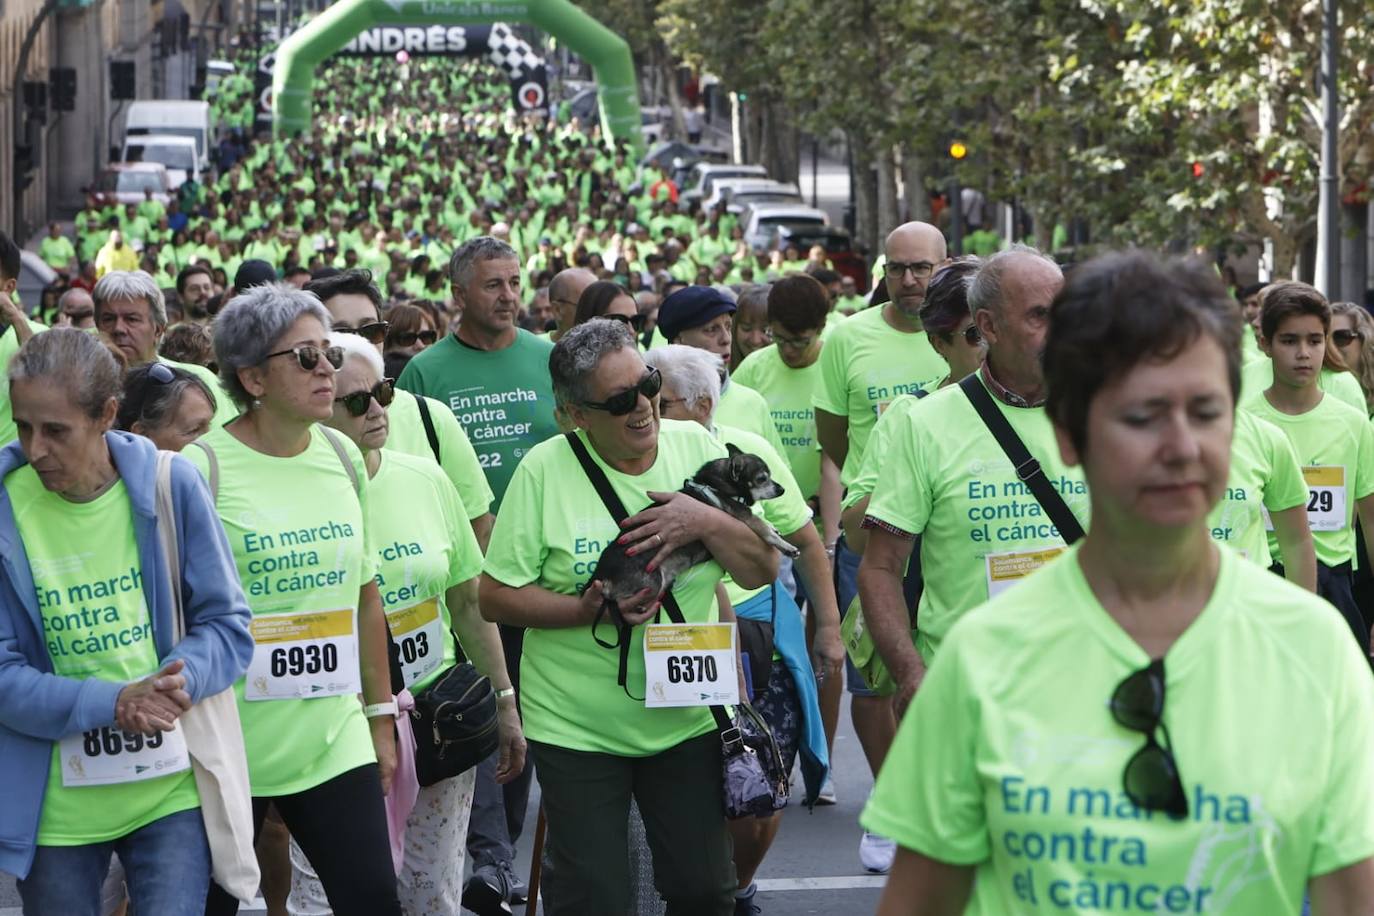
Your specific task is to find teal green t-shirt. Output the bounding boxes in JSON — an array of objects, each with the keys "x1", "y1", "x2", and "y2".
[
  {"x1": 368, "y1": 450, "x2": 483, "y2": 693},
  {"x1": 732, "y1": 344, "x2": 825, "y2": 501},
  {"x1": 863, "y1": 544, "x2": 1374, "y2": 915},
  {"x1": 865, "y1": 378, "x2": 1089, "y2": 660},
  {"x1": 9, "y1": 469, "x2": 200, "y2": 845},
  {"x1": 396, "y1": 330, "x2": 559, "y2": 509},
  {"x1": 482, "y1": 420, "x2": 729, "y2": 756},
  {"x1": 1241, "y1": 391, "x2": 1374, "y2": 568},
  {"x1": 1206, "y1": 409, "x2": 1307, "y2": 566},
  {"x1": 813, "y1": 305, "x2": 946, "y2": 488}
]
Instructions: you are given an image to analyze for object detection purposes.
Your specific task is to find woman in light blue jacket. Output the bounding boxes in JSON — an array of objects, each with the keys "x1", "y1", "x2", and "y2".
[{"x1": 0, "y1": 328, "x2": 253, "y2": 915}]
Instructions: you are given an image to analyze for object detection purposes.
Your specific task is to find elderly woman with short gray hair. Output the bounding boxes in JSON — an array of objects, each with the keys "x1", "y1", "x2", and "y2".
[
  {"x1": 0, "y1": 328, "x2": 252, "y2": 913},
  {"x1": 480, "y1": 318, "x2": 779, "y2": 915},
  {"x1": 189, "y1": 284, "x2": 403, "y2": 916}
]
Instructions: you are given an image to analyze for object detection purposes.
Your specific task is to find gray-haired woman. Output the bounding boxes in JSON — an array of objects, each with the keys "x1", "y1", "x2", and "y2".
[
  {"x1": 480, "y1": 319, "x2": 780, "y2": 915},
  {"x1": 0, "y1": 328, "x2": 252, "y2": 914},
  {"x1": 190, "y1": 284, "x2": 403, "y2": 916},
  {"x1": 116, "y1": 363, "x2": 217, "y2": 453}
]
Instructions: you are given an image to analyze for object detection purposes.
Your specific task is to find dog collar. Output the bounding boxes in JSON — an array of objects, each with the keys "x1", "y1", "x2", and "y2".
[{"x1": 682, "y1": 479, "x2": 727, "y2": 512}]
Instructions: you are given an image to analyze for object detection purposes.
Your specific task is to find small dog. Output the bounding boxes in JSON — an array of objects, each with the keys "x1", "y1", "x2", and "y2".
[{"x1": 590, "y1": 444, "x2": 801, "y2": 623}]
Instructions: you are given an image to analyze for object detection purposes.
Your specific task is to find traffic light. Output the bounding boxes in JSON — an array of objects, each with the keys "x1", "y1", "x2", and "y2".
[
  {"x1": 13, "y1": 143, "x2": 36, "y2": 194},
  {"x1": 949, "y1": 140, "x2": 968, "y2": 160},
  {"x1": 22, "y1": 81, "x2": 46, "y2": 124},
  {"x1": 110, "y1": 60, "x2": 136, "y2": 100},
  {"x1": 51, "y1": 68, "x2": 76, "y2": 112}
]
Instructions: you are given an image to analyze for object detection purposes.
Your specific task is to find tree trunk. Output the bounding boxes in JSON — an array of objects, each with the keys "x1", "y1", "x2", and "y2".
[
  {"x1": 757, "y1": 97, "x2": 799, "y2": 184},
  {"x1": 850, "y1": 131, "x2": 880, "y2": 257},
  {"x1": 877, "y1": 145, "x2": 899, "y2": 240},
  {"x1": 900, "y1": 147, "x2": 931, "y2": 222},
  {"x1": 742, "y1": 99, "x2": 762, "y2": 166},
  {"x1": 654, "y1": 42, "x2": 688, "y2": 142}
]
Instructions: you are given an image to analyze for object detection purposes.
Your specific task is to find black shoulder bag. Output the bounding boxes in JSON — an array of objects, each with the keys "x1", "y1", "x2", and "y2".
[
  {"x1": 959, "y1": 374, "x2": 1085, "y2": 545},
  {"x1": 564, "y1": 432, "x2": 789, "y2": 818}
]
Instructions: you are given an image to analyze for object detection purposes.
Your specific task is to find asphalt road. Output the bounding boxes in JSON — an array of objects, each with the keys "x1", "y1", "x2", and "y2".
[{"x1": 0, "y1": 700, "x2": 887, "y2": 915}]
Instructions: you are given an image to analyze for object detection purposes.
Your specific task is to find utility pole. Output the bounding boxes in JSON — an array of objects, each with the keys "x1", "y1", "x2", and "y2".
[{"x1": 1317, "y1": 0, "x2": 1340, "y2": 297}]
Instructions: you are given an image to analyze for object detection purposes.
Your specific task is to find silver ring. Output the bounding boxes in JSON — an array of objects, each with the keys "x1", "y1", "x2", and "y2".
[{"x1": 653, "y1": 533, "x2": 663, "y2": 546}]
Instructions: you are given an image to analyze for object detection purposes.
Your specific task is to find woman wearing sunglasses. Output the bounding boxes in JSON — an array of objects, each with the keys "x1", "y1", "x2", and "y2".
[
  {"x1": 573, "y1": 279, "x2": 645, "y2": 338},
  {"x1": 866, "y1": 252, "x2": 1374, "y2": 915},
  {"x1": 1330, "y1": 302, "x2": 1374, "y2": 417},
  {"x1": 382, "y1": 303, "x2": 439, "y2": 374},
  {"x1": 481, "y1": 319, "x2": 780, "y2": 915},
  {"x1": 284, "y1": 332, "x2": 523, "y2": 916},
  {"x1": 192, "y1": 284, "x2": 404, "y2": 916}
]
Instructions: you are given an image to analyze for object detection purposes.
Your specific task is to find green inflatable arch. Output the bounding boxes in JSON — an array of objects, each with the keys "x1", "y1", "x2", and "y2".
[{"x1": 271, "y1": 0, "x2": 641, "y2": 149}]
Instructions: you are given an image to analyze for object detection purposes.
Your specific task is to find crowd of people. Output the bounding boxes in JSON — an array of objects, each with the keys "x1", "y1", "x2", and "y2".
[{"x1": 4, "y1": 32, "x2": 1374, "y2": 916}]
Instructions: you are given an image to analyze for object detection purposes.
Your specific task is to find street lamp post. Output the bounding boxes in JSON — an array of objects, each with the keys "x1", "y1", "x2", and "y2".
[{"x1": 1317, "y1": 0, "x2": 1340, "y2": 297}]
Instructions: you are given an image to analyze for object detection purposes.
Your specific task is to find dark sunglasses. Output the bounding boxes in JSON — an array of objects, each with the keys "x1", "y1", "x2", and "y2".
[
  {"x1": 333, "y1": 321, "x2": 389, "y2": 346},
  {"x1": 1110, "y1": 658, "x2": 1188, "y2": 819},
  {"x1": 602, "y1": 313, "x2": 646, "y2": 332},
  {"x1": 335, "y1": 378, "x2": 395, "y2": 417},
  {"x1": 1334, "y1": 329, "x2": 1365, "y2": 347},
  {"x1": 581, "y1": 366, "x2": 662, "y2": 416},
  {"x1": 264, "y1": 345, "x2": 344, "y2": 372},
  {"x1": 389, "y1": 328, "x2": 438, "y2": 347}
]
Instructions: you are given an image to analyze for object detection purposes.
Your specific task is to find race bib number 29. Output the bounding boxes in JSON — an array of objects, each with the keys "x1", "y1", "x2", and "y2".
[
  {"x1": 643, "y1": 622, "x2": 739, "y2": 708},
  {"x1": 245, "y1": 609, "x2": 361, "y2": 701},
  {"x1": 1303, "y1": 466, "x2": 1347, "y2": 532}
]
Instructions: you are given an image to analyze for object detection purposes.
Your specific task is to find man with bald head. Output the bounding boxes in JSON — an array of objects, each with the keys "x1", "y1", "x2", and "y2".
[
  {"x1": 858, "y1": 246, "x2": 1084, "y2": 725},
  {"x1": 546, "y1": 266, "x2": 597, "y2": 342},
  {"x1": 810, "y1": 222, "x2": 950, "y2": 870},
  {"x1": 56, "y1": 287, "x2": 95, "y2": 329}
]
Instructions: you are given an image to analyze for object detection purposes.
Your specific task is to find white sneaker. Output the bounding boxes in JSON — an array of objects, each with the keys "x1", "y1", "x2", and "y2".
[
  {"x1": 859, "y1": 831, "x2": 897, "y2": 874},
  {"x1": 815, "y1": 776, "x2": 837, "y2": 806}
]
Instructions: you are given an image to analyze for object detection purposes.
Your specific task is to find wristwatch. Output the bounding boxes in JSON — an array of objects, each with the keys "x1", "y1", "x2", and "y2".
[{"x1": 362, "y1": 701, "x2": 397, "y2": 719}]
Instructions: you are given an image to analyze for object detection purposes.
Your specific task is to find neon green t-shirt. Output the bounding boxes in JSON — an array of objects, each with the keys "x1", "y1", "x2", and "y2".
[
  {"x1": 863, "y1": 545, "x2": 1374, "y2": 915},
  {"x1": 38, "y1": 236, "x2": 76, "y2": 270},
  {"x1": 1241, "y1": 392, "x2": 1374, "y2": 568},
  {"x1": 186, "y1": 425, "x2": 378, "y2": 796},
  {"x1": 387, "y1": 390, "x2": 494, "y2": 521},
  {"x1": 1206, "y1": 409, "x2": 1306, "y2": 566},
  {"x1": 1241, "y1": 360, "x2": 1366, "y2": 414},
  {"x1": 483, "y1": 420, "x2": 729, "y2": 756},
  {"x1": 731, "y1": 345, "x2": 824, "y2": 501},
  {"x1": 715, "y1": 379, "x2": 787, "y2": 464},
  {"x1": 1240, "y1": 326, "x2": 1264, "y2": 365},
  {"x1": 842, "y1": 392, "x2": 926, "y2": 511},
  {"x1": 813, "y1": 305, "x2": 946, "y2": 488},
  {"x1": 865, "y1": 379, "x2": 1089, "y2": 660},
  {"x1": 396, "y1": 330, "x2": 559, "y2": 509},
  {"x1": 159, "y1": 357, "x2": 240, "y2": 430},
  {"x1": 8, "y1": 469, "x2": 199, "y2": 845},
  {"x1": 716, "y1": 425, "x2": 810, "y2": 609},
  {"x1": 0, "y1": 319, "x2": 49, "y2": 447},
  {"x1": 368, "y1": 450, "x2": 483, "y2": 694}
]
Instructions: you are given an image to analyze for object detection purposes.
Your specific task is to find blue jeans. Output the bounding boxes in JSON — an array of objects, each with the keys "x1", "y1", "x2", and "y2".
[
  {"x1": 834, "y1": 537, "x2": 878, "y2": 697},
  {"x1": 19, "y1": 805, "x2": 210, "y2": 916}
]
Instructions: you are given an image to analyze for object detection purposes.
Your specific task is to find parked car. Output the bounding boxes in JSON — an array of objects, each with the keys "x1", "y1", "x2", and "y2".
[
  {"x1": 742, "y1": 203, "x2": 829, "y2": 251},
  {"x1": 681, "y1": 162, "x2": 768, "y2": 204},
  {"x1": 17, "y1": 251, "x2": 57, "y2": 315},
  {"x1": 721, "y1": 180, "x2": 803, "y2": 214},
  {"x1": 768, "y1": 223, "x2": 869, "y2": 292},
  {"x1": 120, "y1": 134, "x2": 201, "y2": 189},
  {"x1": 90, "y1": 163, "x2": 172, "y2": 207}
]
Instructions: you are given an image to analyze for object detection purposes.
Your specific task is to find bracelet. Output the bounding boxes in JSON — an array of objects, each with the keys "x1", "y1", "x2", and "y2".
[
  {"x1": 362, "y1": 701, "x2": 397, "y2": 719},
  {"x1": 495, "y1": 687, "x2": 516, "y2": 700}
]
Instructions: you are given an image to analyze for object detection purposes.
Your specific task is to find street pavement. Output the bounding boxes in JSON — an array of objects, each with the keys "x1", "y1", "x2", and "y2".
[{"x1": 0, "y1": 700, "x2": 888, "y2": 915}]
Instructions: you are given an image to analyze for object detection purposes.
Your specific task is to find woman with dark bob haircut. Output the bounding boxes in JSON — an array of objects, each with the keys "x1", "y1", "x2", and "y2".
[{"x1": 864, "y1": 251, "x2": 1374, "y2": 914}]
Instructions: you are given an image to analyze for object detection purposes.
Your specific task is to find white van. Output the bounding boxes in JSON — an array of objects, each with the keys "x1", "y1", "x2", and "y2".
[
  {"x1": 121, "y1": 134, "x2": 200, "y2": 189},
  {"x1": 122, "y1": 100, "x2": 214, "y2": 171}
]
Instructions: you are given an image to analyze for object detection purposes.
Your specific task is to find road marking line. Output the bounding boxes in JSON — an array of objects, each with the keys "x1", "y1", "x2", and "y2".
[
  {"x1": 1, "y1": 899, "x2": 268, "y2": 915},
  {"x1": 755, "y1": 875, "x2": 888, "y2": 891}
]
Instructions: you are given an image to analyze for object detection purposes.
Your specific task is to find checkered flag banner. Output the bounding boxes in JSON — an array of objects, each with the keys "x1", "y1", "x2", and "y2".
[{"x1": 487, "y1": 23, "x2": 543, "y2": 80}]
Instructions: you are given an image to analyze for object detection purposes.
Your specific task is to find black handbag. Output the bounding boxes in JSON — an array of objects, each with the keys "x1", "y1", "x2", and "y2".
[
  {"x1": 735, "y1": 585, "x2": 777, "y2": 701},
  {"x1": 564, "y1": 431, "x2": 790, "y2": 817},
  {"x1": 386, "y1": 622, "x2": 500, "y2": 788}
]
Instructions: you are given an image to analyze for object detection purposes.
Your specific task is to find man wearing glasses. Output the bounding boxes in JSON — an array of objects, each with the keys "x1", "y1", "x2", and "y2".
[{"x1": 811, "y1": 221, "x2": 949, "y2": 873}]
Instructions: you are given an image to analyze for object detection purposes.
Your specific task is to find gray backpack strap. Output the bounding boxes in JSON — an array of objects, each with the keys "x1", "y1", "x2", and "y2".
[
  {"x1": 188, "y1": 439, "x2": 219, "y2": 504},
  {"x1": 318, "y1": 426, "x2": 361, "y2": 495}
]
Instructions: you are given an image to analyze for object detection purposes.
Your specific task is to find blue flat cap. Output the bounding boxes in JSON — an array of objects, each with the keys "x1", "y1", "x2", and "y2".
[{"x1": 657, "y1": 285, "x2": 737, "y2": 341}]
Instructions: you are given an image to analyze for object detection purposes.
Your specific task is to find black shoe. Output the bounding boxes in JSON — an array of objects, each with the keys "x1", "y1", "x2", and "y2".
[
  {"x1": 734, "y1": 888, "x2": 762, "y2": 915},
  {"x1": 462, "y1": 864, "x2": 514, "y2": 916},
  {"x1": 500, "y1": 860, "x2": 529, "y2": 905}
]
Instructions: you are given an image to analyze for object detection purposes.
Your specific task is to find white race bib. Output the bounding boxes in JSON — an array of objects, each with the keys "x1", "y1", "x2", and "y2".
[
  {"x1": 245, "y1": 609, "x2": 361, "y2": 701},
  {"x1": 1303, "y1": 466, "x2": 1347, "y2": 532},
  {"x1": 59, "y1": 723, "x2": 190, "y2": 787},
  {"x1": 643, "y1": 622, "x2": 739, "y2": 708},
  {"x1": 985, "y1": 547, "x2": 1066, "y2": 599},
  {"x1": 387, "y1": 597, "x2": 444, "y2": 688}
]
